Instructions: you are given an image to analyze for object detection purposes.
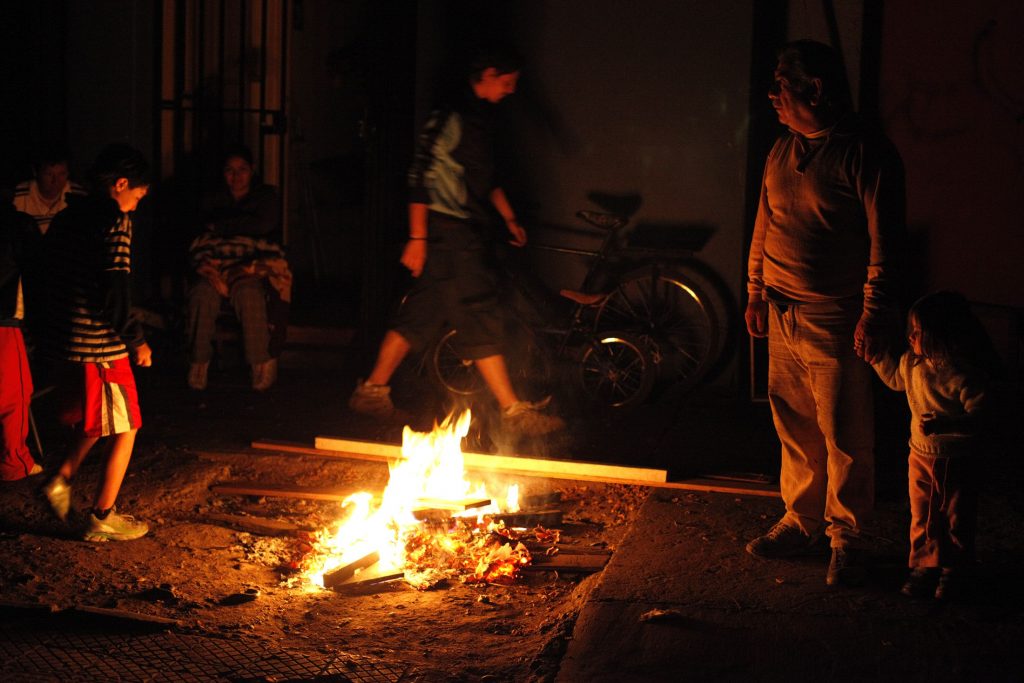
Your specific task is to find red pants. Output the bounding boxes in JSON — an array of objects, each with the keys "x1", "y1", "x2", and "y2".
[
  {"x1": 908, "y1": 451, "x2": 977, "y2": 569},
  {"x1": 0, "y1": 327, "x2": 35, "y2": 481}
]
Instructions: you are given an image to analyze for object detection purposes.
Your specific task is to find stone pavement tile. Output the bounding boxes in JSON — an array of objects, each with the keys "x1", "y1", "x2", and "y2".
[{"x1": 557, "y1": 489, "x2": 1024, "y2": 682}]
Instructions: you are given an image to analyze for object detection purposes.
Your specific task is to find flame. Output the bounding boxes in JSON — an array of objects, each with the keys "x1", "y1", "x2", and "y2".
[{"x1": 301, "y1": 410, "x2": 530, "y2": 589}]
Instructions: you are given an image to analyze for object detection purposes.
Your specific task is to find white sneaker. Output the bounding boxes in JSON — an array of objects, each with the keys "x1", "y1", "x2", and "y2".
[
  {"x1": 188, "y1": 362, "x2": 209, "y2": 390},
  {"x1": 83, "y1": 508, "x2": 149, "y2": 542}
]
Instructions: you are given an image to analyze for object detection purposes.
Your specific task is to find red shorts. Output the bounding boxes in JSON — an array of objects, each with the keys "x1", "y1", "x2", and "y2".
[{"x1": 54, "y1": 357, "x2": 142, "y2": 437}]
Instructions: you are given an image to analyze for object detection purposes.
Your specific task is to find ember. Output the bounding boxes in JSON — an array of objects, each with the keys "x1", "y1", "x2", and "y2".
[{"x1": 299, "y1": 411, "x2": 532, "y2": 590}]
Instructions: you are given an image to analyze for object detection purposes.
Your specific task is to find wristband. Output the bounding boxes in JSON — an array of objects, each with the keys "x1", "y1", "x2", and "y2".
[{"x1": 408, "y1": 236, "x2": 427, "y2": 240}]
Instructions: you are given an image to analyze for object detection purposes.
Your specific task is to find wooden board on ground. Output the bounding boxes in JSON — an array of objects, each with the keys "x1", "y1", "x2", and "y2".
[
  {"x1": 204, "y1": 513, "x2": 309, "y2": 536},
  {"x1": 210, "y1": 481, "x2": 357, "y2": 502},
  {"x1": 522, "y1": 551, "x2": 610, "y2": 574}
]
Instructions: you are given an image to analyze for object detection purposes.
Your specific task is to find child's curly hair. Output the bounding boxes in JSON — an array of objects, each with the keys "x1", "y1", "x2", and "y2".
[{"x1": 909, "y1": 291, "x2": 1000, "y2": 375}]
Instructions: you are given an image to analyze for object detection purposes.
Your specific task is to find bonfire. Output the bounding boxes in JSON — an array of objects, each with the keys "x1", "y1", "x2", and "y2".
[{"x1": 300, "y1": 411, "x2": 533, "y2": 590}]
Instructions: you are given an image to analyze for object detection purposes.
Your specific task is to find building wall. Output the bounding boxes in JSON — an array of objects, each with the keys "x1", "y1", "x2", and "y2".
[{"x1": 880, "y1": 1, "x2": 1023, "y2": 309}]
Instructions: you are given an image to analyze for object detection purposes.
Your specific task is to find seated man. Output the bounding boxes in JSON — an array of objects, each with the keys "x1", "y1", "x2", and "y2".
[
  {"x1": 12, "y1": 143, "x2": 86, "y2": 235},
  {"x1": 186, "y1": 145, "x2": 289, "y2": 391}
]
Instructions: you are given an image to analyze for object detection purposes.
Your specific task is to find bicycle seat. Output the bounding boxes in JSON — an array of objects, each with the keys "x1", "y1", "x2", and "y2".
[
  {"x1": 559, "y1": 288, "x2": 608, "y2": 306},
  {"x1": 576, "y1": 210, "x2": 626, "y2": 231}
]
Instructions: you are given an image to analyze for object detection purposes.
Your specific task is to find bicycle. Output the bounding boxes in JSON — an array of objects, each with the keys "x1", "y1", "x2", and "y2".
[{"x1": 429, "y1": 209, "x2": 727, "y2": 409}]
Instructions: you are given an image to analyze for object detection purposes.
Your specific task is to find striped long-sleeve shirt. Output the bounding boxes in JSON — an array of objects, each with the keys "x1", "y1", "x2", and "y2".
[{"x1": 25, "y1": 194, "x2": 143, "y2": 363}]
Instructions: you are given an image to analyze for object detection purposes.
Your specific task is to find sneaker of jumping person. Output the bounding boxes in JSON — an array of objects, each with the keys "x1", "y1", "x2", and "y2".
[
  {"x1": 252, "y1": 358, "x2": 278, "y2": 392},
  {"x1": 348, "y1": 379, "x2": 396, "y2": 419},
  {"x1": 83, "y1": 507, "x2": 149, "y2": 542},
  {"x1": 934, "y1": 568, "x2": 964, "y2": 601},
  {"x1": 826, "y1": 547, "x2": 866, "y2": 587},
  {"x1": 900, "y1": 567, "x2": 939, "y2": 598},
  {"x1": 42, "y1": 474, "x2": 71, "y2": 521},
  {"x1": 502, "y1": 399, "x2": 565, "y2": 436},
  {"x1": 745, "y1": 521, "x2": 819, "y2": 559},
  {"x1": 188, "y1": 361, "x2": 209, "y2": 391}
]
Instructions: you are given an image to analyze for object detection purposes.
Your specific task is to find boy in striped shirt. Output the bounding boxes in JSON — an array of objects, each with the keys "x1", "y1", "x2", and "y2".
[{"x1": 31, "y1": 144, "x2": 153, "y2": 542}]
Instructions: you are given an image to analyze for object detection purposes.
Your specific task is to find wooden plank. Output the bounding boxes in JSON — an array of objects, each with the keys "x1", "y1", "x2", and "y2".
[
  {"x1": 251, "y1": 440, "x2": 393, "y2": 464},
  {"x1": 313, "y1": 435, "x2": 668, "y2": 483},
  {"x1": 204, "y1": 513, "x2": 307, "y2": 536},
  {"x1": 210, "y1": 481, "x2": 356, "y2": 502},
  {"x1": 322, "y1": 551, "x2": 380, "y2": 589},
  {"x1": 250, "y1": 439, "x2": 779, "y2": 498},
  {"x1": 522, "y1": 552, "x2": 609, "y2": 574},
  {"x1": 492, "y1": 509, "x2": 564, "y2": 528},
  {"x1": 330, "y1": 563, "x2": 405, "y2": 590}
]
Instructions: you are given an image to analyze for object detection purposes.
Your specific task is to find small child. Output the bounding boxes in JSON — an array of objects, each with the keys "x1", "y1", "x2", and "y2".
[{"x1": 871, "y1": 291, "x2": 997, "y2": 600}]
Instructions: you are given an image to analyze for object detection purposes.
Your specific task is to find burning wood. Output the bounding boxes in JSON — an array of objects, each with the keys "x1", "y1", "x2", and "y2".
[
  {"x1": 321, "y1": 551, "x2": 382, "y2": 589},
  {"x1": 491, "y1": 509, "x2": 563, "y2": 528}
]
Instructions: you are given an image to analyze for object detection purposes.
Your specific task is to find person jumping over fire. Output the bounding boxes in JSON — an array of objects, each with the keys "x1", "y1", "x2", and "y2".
[{"x1": 349, "y1": 47, "x2": 564, "y2": 436}]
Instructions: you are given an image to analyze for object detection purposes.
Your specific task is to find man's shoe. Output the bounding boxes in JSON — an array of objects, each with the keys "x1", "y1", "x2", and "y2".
[
  {"x1": 900, "y1": 567, "x2": 938, "y2": 598},
  {"x1": 745, "y1": 521, "x2": 818, "y2": 559},
  {"x1": 934, "y1": 568, "x2": 963, "y2": 601},
  {"x1": 83, "y1": 508, "x2": 149, "y2": 542},
  {"x1": 252, "y1": 358, "x2": 278, "y2": 391},
  {"x1": 503, "y1": 399, "x2": 565, "y2": 436},
  {"x1": 826, "y1": 547, "x2": 866, "y2": 587},
  {"x1": 42, "y1": 475, "x2": 71, "y2": 521},
  {"x1": 348, "y1": 380, "x2": 396, "y2": 418},
  {"x1": 188, "y1": 362, "x2": 209, "y2": 390}
]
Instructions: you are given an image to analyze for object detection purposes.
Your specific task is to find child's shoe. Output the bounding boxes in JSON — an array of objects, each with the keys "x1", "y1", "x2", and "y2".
[
  {"x1": 900, "y1": 567, "x2": 938, "y2": 598},
  {"x1": 42, "y1": 475, "x2": 71, "y2": 521},
  {"x1": 83, "y1": 508, "x2": 149, "y2": 542}
]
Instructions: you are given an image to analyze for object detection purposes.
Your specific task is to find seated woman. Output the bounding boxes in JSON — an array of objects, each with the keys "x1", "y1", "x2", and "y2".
[{"x1": 186, "y1": 145, "x2": 291, "y2": 391}]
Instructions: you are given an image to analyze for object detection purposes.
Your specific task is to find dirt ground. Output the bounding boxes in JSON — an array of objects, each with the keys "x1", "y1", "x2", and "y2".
[
  {"x1": 1, "y1": 347, "x2": 1021, "y2": 682},
  {"x1": 0, "y1": 352, "x2": 666, "y2": 682}
]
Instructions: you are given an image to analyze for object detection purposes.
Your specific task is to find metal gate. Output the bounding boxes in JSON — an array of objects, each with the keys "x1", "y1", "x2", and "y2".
[{"x1": 157, "y1": 0, "x2": 289, "y2": 239}]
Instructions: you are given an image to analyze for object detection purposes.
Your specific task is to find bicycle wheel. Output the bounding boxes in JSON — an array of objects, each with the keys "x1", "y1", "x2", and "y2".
[
  {"x1": 592, "y1": 266, "x2": 719, "y2": 394},
  {"x1": 578, "y1": 331, "x2": 656, "y2": 409},
  {"x1": 430, "y1": 329, "x2": 485, "y2": 397}
]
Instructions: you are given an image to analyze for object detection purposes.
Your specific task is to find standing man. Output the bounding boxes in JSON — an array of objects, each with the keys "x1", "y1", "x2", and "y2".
[
  {"x1": 31, "y1": 144, "x2": 153, "y2": 542},
  {"x1": 348, "y1": 49, "x2": 564, "y2": 436},
  {"x1": 744, "y1": 40, "x2": 905, "y2": 586}
]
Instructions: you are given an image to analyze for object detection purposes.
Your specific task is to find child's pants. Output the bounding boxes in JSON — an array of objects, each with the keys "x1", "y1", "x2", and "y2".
[{"x1": 908, "y1": 451, "x2": 977, "y2": 568}]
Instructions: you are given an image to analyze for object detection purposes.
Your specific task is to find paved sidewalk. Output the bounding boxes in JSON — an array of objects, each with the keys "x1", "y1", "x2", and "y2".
[{"x1": 557, "y1": 488, "x2": 1024, "y2": 682}]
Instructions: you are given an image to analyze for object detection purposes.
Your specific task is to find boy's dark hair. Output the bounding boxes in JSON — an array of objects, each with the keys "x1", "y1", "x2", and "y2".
[
  {"x1": 467, "y1": 47, "x2": 522, "y2": 83},
  {"x1": 89, "y1": 143, "x2": 150, "y2": 190},
  {"x1": 776, "y1": 39, "x2": 853, "y2": 115},
  {"x1": 32, "y1": 142, "x2": 72, "y2": 172},
  {"x1": 909, "y1": 290, "x2": 1001, "y2": 375},
  {"x1": 222, "y1": 143, "x2": 254, "y2": 168}
]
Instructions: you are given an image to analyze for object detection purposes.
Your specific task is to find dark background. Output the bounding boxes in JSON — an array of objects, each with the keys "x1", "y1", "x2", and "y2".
[{"x1": 2, "y1": 0, "x2": 1021, "y2": 396}]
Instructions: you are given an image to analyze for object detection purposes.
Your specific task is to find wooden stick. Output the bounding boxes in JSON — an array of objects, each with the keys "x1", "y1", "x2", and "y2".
[
  {"x1": 322, "y1": 551, "x2": 380, "y2": 589},
  {"x1": 204, "y1": 513, "x2": 307, "y2": 536},
  {"x1": 492, "y1": 509, "x2": 564, "y2": 528},
  {"x1": 522, "y1": 552, "x2": 609, "y2": 574},
  {"x1": 313, "y1": 435, "x2": 668, "y2": 483},
  {"x1": 210, "y1": 481, "x2": 356, "y2": 502},
  {"x1": 249, "y1": 440, "x2": 780, "y2": 498}
]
